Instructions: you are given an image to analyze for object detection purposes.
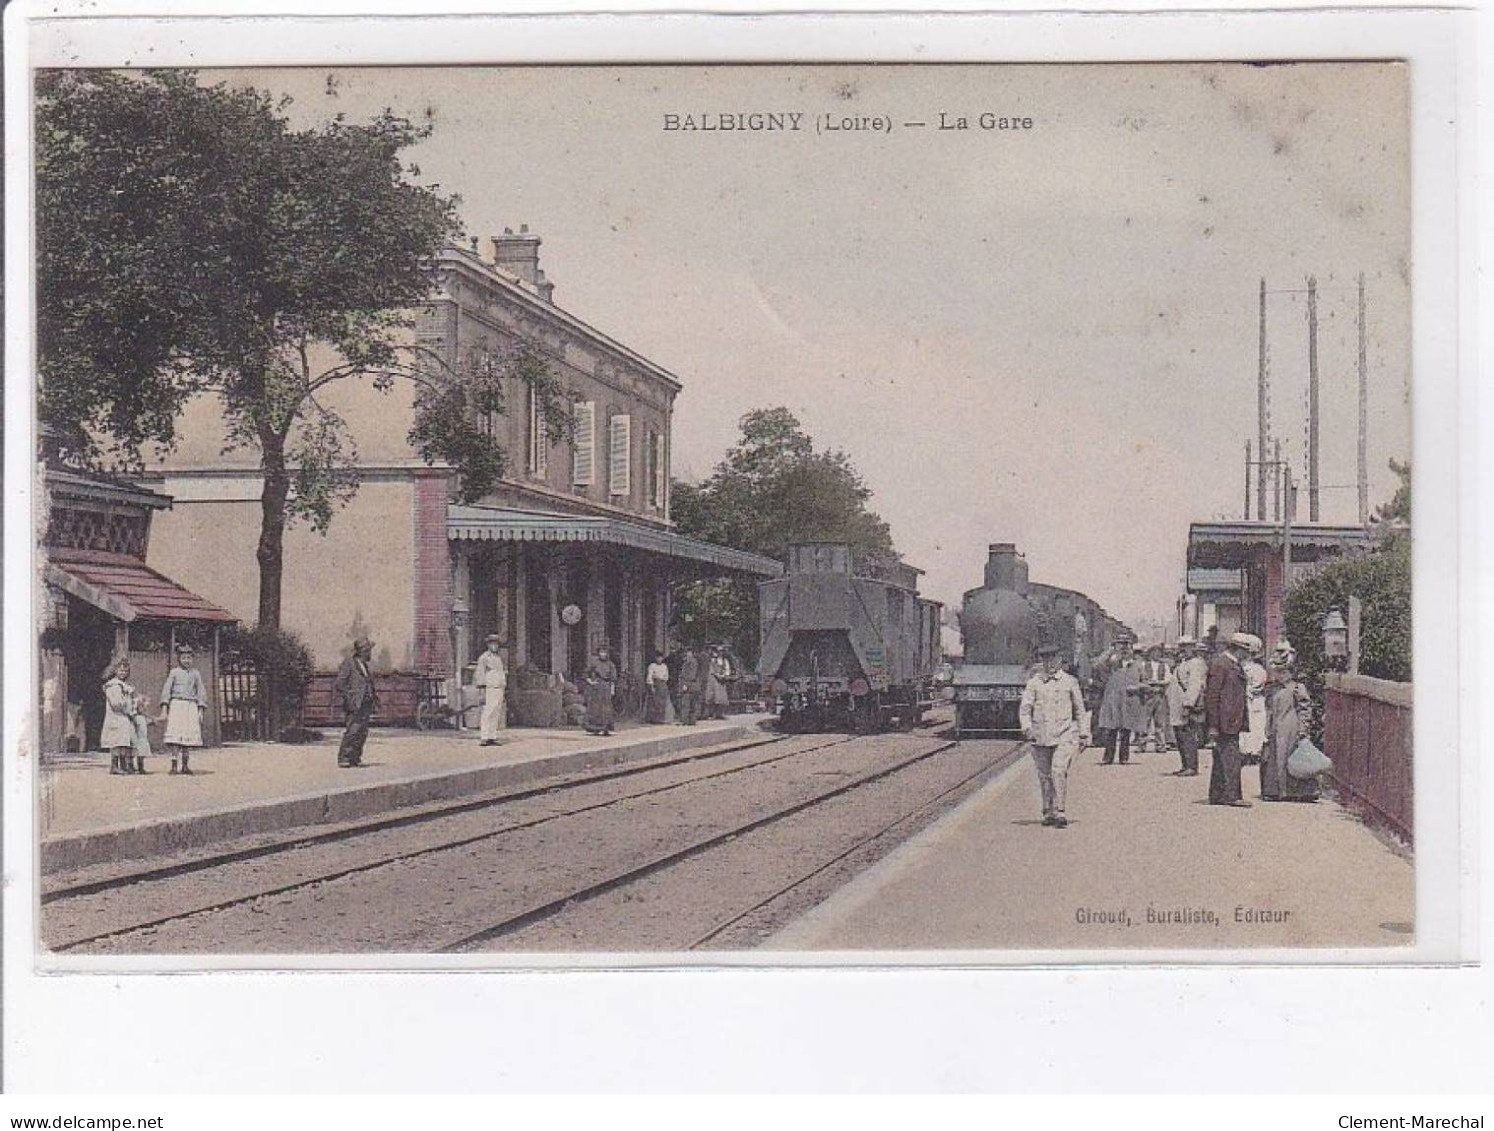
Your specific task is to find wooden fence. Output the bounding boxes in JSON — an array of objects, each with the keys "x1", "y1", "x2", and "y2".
[{"x1": 1322, "y1": 672, "x2": 1413, "y2": 844}]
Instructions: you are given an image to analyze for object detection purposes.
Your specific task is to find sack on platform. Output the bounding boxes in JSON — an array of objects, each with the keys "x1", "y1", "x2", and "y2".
[{"x1": 1286, "y1": 737, "x2": 1333, "y2": 780}]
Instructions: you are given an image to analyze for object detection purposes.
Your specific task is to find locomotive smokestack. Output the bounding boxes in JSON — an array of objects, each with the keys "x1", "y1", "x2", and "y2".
[{"x1": 985, "y1": 543, "x2": 1029, "y2": 594}]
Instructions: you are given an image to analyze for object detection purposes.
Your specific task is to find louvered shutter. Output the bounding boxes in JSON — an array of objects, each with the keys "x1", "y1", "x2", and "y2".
[
  {"x1": 529, "y1": 385, "x2": 548, "y2": 478},
  {"x1": 572, "y1": 401, "x2": 595, "y2": 486},
  {"x1": 653, "y1": 432, "x2": 667, "y2": 509},
  {"x1": 609, "y1": 414, "x2": 632, "y2": 497}
]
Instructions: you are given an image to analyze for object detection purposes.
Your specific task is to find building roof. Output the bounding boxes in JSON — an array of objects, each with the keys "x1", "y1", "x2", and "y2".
[
  {"x1": 46, "y1": 549, "x2": 237, "y2": 624},
  {"x1": 447, "y1": 505, "x2": 782, "y2": 579},
  {"x1": 1187, "y1": 521, "x2": 1375, "y2": 569},
  {"x1": 45, "y1": 466, "x2": 173, "y2": 511}
]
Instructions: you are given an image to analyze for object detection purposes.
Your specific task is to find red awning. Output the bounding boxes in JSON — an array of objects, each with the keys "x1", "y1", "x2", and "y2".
[{"x1": 45, "y1": 549, "x2": 237, "y2": 625}]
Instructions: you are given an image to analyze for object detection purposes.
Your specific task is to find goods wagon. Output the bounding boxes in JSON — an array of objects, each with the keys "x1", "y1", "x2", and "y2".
[
  {"x1": 758, "y1": 543, "x2": 943, "y2": 731},
  {"x1": 954, "y1": 544, "x2": 1129, "y2": 737}
]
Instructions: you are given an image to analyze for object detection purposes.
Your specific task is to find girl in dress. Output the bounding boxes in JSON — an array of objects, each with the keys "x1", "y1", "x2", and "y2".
[
  {"x1": 645, "y1": 652, "x2": 673, "y2": 724},
  {"x1": 102, "y1": 656, "x2": 152, "y2": 775},
  {"x1": 160, "y1": 642, "x2": 208, "y2": 775}
]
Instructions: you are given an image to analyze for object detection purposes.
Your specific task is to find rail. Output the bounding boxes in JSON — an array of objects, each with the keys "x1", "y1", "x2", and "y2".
[{"x1": 1322, "y1": 672, "x2": 1412, "y2": 844}]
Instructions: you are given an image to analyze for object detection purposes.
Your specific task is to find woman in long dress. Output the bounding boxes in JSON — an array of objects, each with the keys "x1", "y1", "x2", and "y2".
[
  {"x1": 1260, "y1": 642, "x2": 1320, "y2": 802},
  {"x1": 645, "y1": 652, "x2": 673, "y2": 724},
  {"x1": 160, "y1": 642, "x2": 208, "y2": 775},
  {"x1": 101, "y1": 657, "x2": 152, "y2": 775},
  {"x1": 584, "y1": 646, "x2": 618, "y2": 735},
  {"x1": 1239, "y1": 643, "x2": 1269, "y2": 764}
]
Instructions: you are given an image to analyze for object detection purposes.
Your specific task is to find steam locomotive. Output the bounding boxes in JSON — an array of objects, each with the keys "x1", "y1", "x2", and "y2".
[
  {"x1": 758, "y1": 542, "x2": 943, "y2": 732},
  {"x1": 954, "y1": 543, "x2": 1130, "y2": 736}
]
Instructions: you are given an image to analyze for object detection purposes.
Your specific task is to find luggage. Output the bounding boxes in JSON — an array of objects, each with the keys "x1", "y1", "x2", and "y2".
[{"x1": 1286, "y1": 736, "x2": 1333, "y2": 780}]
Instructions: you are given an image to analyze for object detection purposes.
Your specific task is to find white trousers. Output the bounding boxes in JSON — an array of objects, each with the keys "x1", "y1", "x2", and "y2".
[
  {"x1": 1030, "y1": 735, "x2": 1081, "y2": 817},
  {"x1": 480, "y1": 690, "x2": 507, "y2": 740}
]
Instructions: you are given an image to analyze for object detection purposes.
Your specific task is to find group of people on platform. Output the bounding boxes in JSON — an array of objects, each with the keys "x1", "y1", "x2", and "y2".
[
  {"x1": 100, "y1": 644, "x2": 209, "y2": 776},
  {"x1": 644, "y1": 644, "x2": 737, "y2": 727},
  {"x1": 1018, "y1": 628, "x2": 1322, "y2": 828}
]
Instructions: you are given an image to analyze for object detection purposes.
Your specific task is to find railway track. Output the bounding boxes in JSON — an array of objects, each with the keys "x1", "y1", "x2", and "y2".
[{"x1": 49, "y1": 719, "x2": 1015, "y2": 956}]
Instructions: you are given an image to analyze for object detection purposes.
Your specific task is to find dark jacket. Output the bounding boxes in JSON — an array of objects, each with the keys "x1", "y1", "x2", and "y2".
[
  {"x1": 1204, "y1": 652, "x2": 1248, "y2": 736},
  {"x1": 677, "y1": 650, "x2": 700, "y2": 691},
  {"x1": 334, "y1": 656, "x2": 379, "y2": 715}
]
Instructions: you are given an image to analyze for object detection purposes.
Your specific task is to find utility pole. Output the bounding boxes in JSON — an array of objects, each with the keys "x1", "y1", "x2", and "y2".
[
  {"x1": 1307, "y1": 274, "x2": 1321, "y2": 522},
  {"x1": 1283, "y1": 464, "x2": 1295, "y2": 601},
  {"x1": 1258, "y1": 277, "x2": 1269, "y2": 520},
  {"x1": 1358, "y1": 272, "x2": 1369, "y2": 526},
  {"x1": 1273, "y1": 438, "x2": 1283, "y2": 521},
  {"x1": 1245, "y1": 439, "x2": 1252, "y2": 520}
]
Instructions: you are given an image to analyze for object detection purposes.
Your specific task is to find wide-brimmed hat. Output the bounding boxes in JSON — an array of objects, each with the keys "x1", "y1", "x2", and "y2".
[
  {"x1": 1176, "y1": 635, "x2": 1197, "y2": 647},
  {"x1": 485, "y1": 633, "x2": 505, "y2": 644},
  {"x1": 1036, "y1": 641, "x2": 1061, "y2": 656}
]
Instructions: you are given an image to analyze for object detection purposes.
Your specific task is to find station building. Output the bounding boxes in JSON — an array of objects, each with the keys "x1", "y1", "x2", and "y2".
[{"x1": 138, "y1": 227, "x2": 778, "y2": 705}]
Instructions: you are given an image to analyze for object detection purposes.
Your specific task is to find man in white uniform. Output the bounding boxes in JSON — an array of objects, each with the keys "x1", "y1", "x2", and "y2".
[
  {"x1": 474, "y1": 634, "x2": 508, "y2": 745},
  {"x1": 1019, "y1": 641, "x2": 1091, "y2": 828}
]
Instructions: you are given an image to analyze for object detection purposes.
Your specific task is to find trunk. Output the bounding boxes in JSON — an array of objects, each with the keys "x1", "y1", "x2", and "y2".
[
  {"x1": 257, "y1": 426, "x2": 292, "y2": 738},
  {"x1": 256, "y1": 426, "x2": 291, "y2": 632}
]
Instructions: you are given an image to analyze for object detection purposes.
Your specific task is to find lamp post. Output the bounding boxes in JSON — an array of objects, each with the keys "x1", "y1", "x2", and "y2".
[
  {"x1": 450, "y1": 598, "x2": 470, "y2": 730},
  {"x1": 1322, "y1": 607, "x2": 1349, "y2": 673}
]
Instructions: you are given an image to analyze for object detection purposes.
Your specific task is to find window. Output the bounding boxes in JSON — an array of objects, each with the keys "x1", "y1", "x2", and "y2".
[
  {"x1": 572, "y1": 401, "x2": 595, "y2": 486},
  {"x1": 528, "y1": 384, "x2": 549, "y2": 478},
  {"x1": 609, "y1": 413, "x2": 632, "y2": 497}
]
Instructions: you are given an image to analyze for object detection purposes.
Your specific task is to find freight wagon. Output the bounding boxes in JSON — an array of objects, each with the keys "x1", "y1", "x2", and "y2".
[{"x1": 758, "y1": 543, "x2": 943, "y2": 732}]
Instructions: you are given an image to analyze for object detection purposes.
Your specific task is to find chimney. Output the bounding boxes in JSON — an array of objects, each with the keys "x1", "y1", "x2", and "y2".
[
  {"x1": 984, "y1": 543, "x2": 1029, "y2": 594},
  {"x1": 491, "y1": 225, "x2": 550, "y2": 299}
]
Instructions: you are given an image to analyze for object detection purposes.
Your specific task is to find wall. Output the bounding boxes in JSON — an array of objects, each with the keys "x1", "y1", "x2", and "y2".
[
  {"x1": 1322, "y1": 672, "x2": 1413, "y2": 843},
  {"x1": 146, "y1": 478, "x2": 417, "y2": 670}
]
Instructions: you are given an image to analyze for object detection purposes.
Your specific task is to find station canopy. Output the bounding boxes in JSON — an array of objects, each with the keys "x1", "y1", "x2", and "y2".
[
  {"x1": 46, "y1": 548, "x2": 237, "y2": 624},
  {"x1": 447, "y1": 504, "x2": 782, "y2": 579},
  {"x1": 1187, "y1": 521, "x2": 1374, "y2": 570}
]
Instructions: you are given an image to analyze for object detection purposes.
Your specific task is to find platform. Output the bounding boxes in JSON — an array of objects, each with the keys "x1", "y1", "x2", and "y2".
[
  {"x1": 765, "y1": 740, "x2": 1415, "y2": 953},
  {"x1": 39, "y1": 715, "x2": 772, "y2": 873}
]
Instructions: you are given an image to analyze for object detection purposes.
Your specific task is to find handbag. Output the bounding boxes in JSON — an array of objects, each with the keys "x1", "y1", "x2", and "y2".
[{"x1": 1286, "y1": 736, "x2": 1333, "y2": 780}]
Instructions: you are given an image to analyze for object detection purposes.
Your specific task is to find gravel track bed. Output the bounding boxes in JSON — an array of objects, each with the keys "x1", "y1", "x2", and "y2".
[
  {"x1": 44, "y1": 733, "x2": 846, "y2": 951},
  {"x1": 466, "y1": 739, "x2": 1020, "y2": 952},
  {"x1": 66, "y1": 733, "x2": 942, "y2": 954}
]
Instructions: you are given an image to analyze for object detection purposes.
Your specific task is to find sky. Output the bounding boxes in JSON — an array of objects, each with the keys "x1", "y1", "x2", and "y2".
[{"x1": 206, "y1": 63, "x2": 1411, "y2": 628}]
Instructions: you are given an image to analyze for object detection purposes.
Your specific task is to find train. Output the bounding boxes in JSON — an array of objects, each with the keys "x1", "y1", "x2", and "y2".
[
  {"x1": 953, "y1": 543, "x2": 1130, "y2": 737},
  {"x1": 758, "y1": 542, "x2": 943, "y2": 732}
]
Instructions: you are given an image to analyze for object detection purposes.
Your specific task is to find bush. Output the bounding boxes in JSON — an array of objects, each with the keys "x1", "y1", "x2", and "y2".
[
  {"x1": 1283, "y1": 535, "x2": 1411, "y2": 737},
  {"x1": 221, "y1": 623, "x2": 316, "y2": 739}
]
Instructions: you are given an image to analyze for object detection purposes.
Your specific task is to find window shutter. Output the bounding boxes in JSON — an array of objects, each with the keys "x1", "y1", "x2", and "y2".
[
  {"x1": 572, "y1": 401, "x2": 595, "y2": 486},
  {"x1": 529, "y1": 385, "x2": 548, "y2": 478},
  {"x1": 653, "y1": 432, "x2": 667, "y2": 509},
  {"x1": 609, "y1": 414, "x2": 632, "y2": 497}
]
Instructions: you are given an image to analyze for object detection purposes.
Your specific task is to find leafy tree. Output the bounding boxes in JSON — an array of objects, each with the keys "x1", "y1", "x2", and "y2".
[
  {"x1": 1284, "y1": 462, "x2": 1412, "y2": 736},
  {"x1": 36, "y1": 69, "x2": 569, "y2": 630},
  {"x1": 671, "y1": 407, "x2": 898, "y2": 660}
]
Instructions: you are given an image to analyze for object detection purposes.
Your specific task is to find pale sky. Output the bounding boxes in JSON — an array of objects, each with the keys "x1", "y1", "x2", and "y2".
[{"x1": 208, "y1": 63, "x2": 1411, "y2": 628}]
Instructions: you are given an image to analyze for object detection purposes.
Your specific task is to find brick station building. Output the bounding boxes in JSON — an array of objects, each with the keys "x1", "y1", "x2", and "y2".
[{"x1": 139, "y1": 227, "x2": 778, "y2": 716}]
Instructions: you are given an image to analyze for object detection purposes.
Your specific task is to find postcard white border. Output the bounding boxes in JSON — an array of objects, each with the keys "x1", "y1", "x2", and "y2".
[{"x1": 5, "y1": 1, "x2": 1488, "y2": 1092}]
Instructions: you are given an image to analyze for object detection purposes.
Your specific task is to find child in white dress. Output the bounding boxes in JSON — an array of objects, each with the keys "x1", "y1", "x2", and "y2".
[{"x1": 160, "y1": 643, "x2": 208, "y2": 775}]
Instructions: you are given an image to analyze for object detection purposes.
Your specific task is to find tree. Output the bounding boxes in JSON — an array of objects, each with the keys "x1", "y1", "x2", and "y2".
[
  {"x1": 671, "y1": 407, "x2": 898, "y2": 660},
  {"x1": 36, "y1": 70, "x2": 569, "y2": 630}
]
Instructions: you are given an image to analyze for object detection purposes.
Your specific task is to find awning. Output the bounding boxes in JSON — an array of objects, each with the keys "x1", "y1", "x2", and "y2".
[
  {"x1": 448, "y1": 505, "x2": 783, "y2": 579},
  {"x1": 46, "y1": 549, "x2": 237, "y2": 624},
  {"x1": 1187, "y1": 521, "x2": 1374, "y2": 570}
]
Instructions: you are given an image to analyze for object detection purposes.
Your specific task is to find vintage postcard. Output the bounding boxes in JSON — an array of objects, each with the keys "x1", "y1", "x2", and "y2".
[{"x1": 15, "y1": 53, "x2": 1449, "y2": 968}]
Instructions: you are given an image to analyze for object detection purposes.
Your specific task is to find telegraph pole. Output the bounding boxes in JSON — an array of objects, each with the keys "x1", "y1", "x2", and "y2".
[
  {"x1": 1307, "y1": 275, "x2": 1321, "y2": 522},
  {"x1": 1257, "y1": 278, "x2": 1268, "y2": 520},
  {"x1": 1245, "y1": 440, "x2": 1252, "y2": 519},
  {"x1": 1358, "y1": 272, "x2": 1369, "y2": 526},
  {"x1": 1273, "y1": 438, "x2": 1283, "y2": 522}
]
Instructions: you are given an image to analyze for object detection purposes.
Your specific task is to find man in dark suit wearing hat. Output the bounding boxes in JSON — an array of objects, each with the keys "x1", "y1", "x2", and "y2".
[
  {"x1": 1204, "y1": 632, "x2": 1255, "y2": 806},
  {"x1": 333, "y1": 637, "x2": 378, "y2": 768}
]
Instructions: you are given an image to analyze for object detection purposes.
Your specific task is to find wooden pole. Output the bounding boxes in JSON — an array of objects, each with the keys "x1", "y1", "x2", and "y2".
[
  {"x1": 1307, "y1": 275, "x2": 1321, "y2": 522},
  {"x1": 1245, "y1": 439, "x2": 1252, "y2": 519},
  {"x1": 1257, "y1": 277, "x2": 1268, "y2": 520},
  {"x1": 1358, "y1": 272, "x2": 1369, "y2": 526},
  {"x1": 1273, "y1": 438, "x2": 1282, "y2": 521}
]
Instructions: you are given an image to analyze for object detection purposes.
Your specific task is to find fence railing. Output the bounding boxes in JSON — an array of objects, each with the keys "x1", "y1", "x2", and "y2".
[
  {"x1": 217, "y1": 656, "x2": 269, "y2": 741},
  {"x1": 1322, "y1": 672, "x2": 1412, "y2": 844}
]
